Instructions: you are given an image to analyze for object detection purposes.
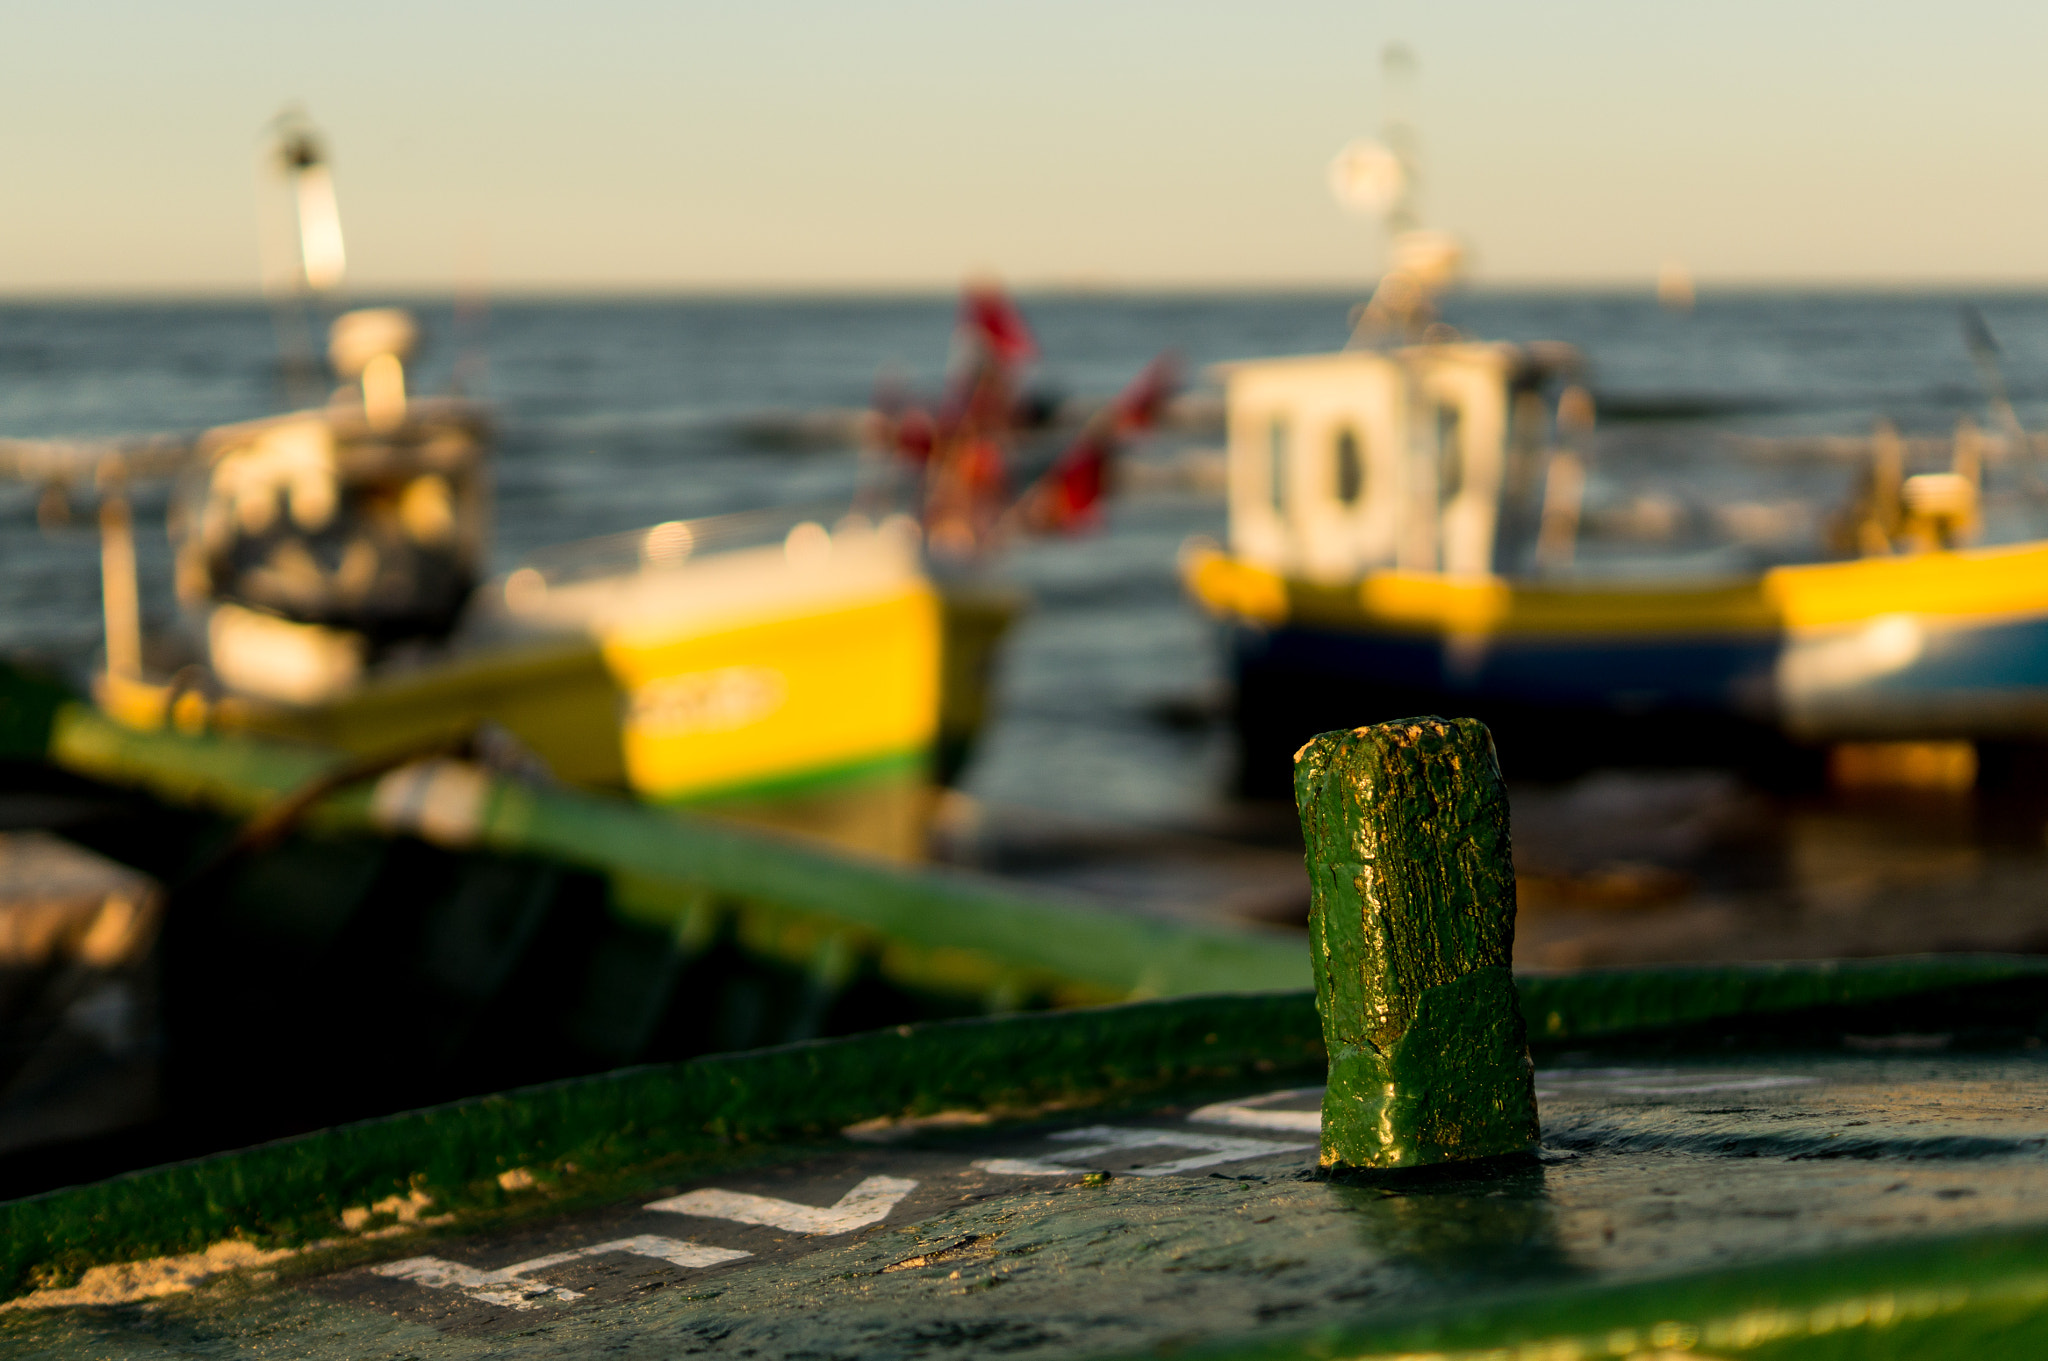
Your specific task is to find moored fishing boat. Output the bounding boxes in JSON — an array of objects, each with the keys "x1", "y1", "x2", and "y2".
[
  {"x1": 1186, "y1": 91, "x2": 2048, "y2": 792},
  {"x1": 1181, "y1": 334, "x2": 2048, "y2": 790},
  {"x1": 0, "y1": 117, "x2": 1186, "y2": 1173},
  {"x1": 15, "y1": 121, "x2": 1170, "y2": 861},
  {"x1": 29, "y1": 114, "x2": 951, "y2": 859},
  {"x1": 0, "y1": 656, "x2": 1306, "y2": 1194}
]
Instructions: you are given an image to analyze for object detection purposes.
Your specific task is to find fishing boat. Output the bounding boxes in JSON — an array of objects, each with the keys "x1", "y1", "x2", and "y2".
[
  {"x1": 1182, "y1": 327, "x2": 2048, "y2": 792},
  {"x1": 17, "y1": 114, "x2": 938, "y2": 858},
  {"x1": 0, "y1": 655, "x2": 1304, "y2": 1193},
  {"x1": 0, "y1": 118, "x2": 1181, "y2": 1170},
  {"x1": 25, "y1": 120, "x2": 1170, "y2": 861},
  {"x1": 1186, "y1": 97, "x2": 2048, "y2": 793}
]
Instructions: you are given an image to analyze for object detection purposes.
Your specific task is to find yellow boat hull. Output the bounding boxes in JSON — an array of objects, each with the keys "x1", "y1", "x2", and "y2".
[
  {"x1": 1184, "y1": 541, "x2": 2048, "y2": 789},
  {"x1": 98, "y1": 534, "x2": 1014, "y2": 862}
]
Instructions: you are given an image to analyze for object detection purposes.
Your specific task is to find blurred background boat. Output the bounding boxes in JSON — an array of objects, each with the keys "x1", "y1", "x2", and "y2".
[
  {"x1": 0, "y1": 664, "x2": 1302, "y2": 1198},
  {"x1": 7, "y1": 117, "x2": 1169, "y2": 864},
  {"x1": 1189, "y1": 55, "x2": 2048, "y2": 797},
  {"x1": 1184, "y1": 316, "x2": 2048, "y2": 793},
  {"x1": 0, "y1": 113, "x2": 1191, "y2": 1181}
]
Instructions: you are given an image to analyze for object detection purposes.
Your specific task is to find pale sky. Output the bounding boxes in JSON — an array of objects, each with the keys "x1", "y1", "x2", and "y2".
[{"x1": 3, "y1": 0, "x2": 2045, "y2": 292}]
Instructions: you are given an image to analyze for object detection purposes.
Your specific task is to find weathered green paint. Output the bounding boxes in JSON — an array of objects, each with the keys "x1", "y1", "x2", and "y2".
[
  {"x1": 1295, "y1": 718, "x2": 1538, "y2": 1170},
  {"x1": 9, "y1": 952, "x2": 2048, "y2": 1307},
  {"x1": 1515, "y1": 951, "x2": 2048, "y2": 1041},
  {"x1": 1179, "y1": 1222, "x2": 2048, "y2": 1361},
  {"x1": 14, "y1": 951, "x2": 2048, "y2": 1307},
  {"x1": 15, "y1": 1048, "x2": 2048, "y2": 1356},
  {"x1": 0, "y1": 992, "x2": 1323, "y2": 1300}
]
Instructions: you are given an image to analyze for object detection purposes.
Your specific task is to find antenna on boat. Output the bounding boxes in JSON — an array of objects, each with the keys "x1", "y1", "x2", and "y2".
[
  {"x1": 1326, "y1": 47, "x2": 1414, "y2": 232},
  {"x1": 451, "y1": 228, "x2": 492, "y2": 397},
  {"x1": 1958, "y1": 305, "x2": 2036, "y2": 472},
  {"x1": 1331, "y1": 45, "x2": 1465, "y2": 344},
  {"x1": 258, "y1": 107, "x2": 347, "y2": 405},
  {"x1": 1380, "y1": 43, "x2": 1419, "y2": 237}
]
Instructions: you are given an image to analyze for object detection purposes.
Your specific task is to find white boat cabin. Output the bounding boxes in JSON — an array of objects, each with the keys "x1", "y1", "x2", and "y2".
[{"x1": 1218, "y1": 342, "x2": 1582, "y2": 582}]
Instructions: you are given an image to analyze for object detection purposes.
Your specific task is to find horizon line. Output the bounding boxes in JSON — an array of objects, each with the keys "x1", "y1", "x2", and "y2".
[{"x1": 13, "y1": 276, "x2": 2048, "y2": 304}]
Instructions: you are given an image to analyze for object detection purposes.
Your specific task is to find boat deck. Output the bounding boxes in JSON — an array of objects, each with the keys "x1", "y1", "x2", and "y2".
[{"x1": 11, "y1": 991, "x2": 2048, "y2": 1357}]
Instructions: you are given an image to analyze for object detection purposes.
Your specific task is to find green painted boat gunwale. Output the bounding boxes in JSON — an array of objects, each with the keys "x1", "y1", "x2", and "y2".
[
  {"x1": 8, "y1": 951, "x2": 2048, "y2": 1306},
  {"x1": 1515, "y1": 952, "x2": 2048, "y2": 1042},
  {"x1": 40, "y1": 700, "x2": 1311, "y2": 1001},
  {"x1": 658, "y1": 746, "x2": 928, "y2": 808},
  {"x1": 0, "y1": 992, "x2": 1324, "y2": 1300},
  {"x1": 1162, "y1": 1220, "x2": 2048, "y2": 1360},
  {"x1": 19, "y1": 667, "x2": 2048, "y2": 1342}
]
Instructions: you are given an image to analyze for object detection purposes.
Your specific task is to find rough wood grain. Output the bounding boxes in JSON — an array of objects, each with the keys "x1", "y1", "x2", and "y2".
[{"x1": 1294, "y1": 716, "x2": 1539, "y2": 1170}]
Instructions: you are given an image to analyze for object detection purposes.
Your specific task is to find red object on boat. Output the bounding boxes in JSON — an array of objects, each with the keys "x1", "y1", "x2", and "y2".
[
  {"x1": 864, "y1": 284, "x2": 1175, "y2": 552},
  {"x1": 958, "y1": 284, "x2": 1038, "y2": 365},
  {"x1": 1022, "y1": 353, "x2": 1178, "y2": 534}
]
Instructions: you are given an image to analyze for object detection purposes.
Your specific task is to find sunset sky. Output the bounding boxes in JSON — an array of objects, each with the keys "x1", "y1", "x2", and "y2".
[{"x1": 3, "y1": 0, "x2": 2044, "y2": 293}]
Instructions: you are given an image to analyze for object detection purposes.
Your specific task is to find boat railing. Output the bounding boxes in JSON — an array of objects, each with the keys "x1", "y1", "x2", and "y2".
[
  {"x1": 1727, "y1": 429, "x2": 2048, "y2": 464},
  {"x1": 0, "y1": 433, "x2": 196, "y2": 487},
  {"x1": 512, "y1": 500, "x2": 873, "y2": 587}
]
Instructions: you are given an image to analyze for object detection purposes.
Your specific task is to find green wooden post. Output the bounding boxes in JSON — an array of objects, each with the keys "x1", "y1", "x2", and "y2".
[{"x1": 1294, "y1": 716, "x2": 1539, "y2": 1171}]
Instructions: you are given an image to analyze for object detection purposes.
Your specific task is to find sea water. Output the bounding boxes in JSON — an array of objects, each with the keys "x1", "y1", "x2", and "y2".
[{"x1": 5, "y1": 290, "x2": 2048, "y2": 824}]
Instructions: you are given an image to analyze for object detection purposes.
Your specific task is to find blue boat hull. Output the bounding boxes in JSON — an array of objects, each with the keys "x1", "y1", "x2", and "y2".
[{"x1": 1228, "y1": 610, "x2": 2048, "y2": 793}]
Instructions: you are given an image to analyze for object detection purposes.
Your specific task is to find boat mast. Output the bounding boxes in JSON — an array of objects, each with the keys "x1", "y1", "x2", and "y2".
[
  {"x1": 95, "y1": 461, "x2": 142, "y2": 683},
  {"x1": 259, "y1": 109, "x2": 348, "y2": 406},
  {"x1": 1379, "y1": 43, "x2": 1419, "y2": 240},
  {"x1": 1329, "y1": 45, "x2": 1464, "y2": 345}
]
